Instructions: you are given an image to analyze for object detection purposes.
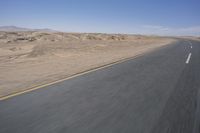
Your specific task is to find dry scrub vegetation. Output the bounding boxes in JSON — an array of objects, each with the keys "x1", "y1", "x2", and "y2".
[{"x1": 0, "y1": 31, "x2": 175, "y2": 97}]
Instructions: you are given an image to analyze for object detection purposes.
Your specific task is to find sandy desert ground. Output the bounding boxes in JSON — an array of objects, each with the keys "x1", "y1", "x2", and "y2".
[{"x1": 0, "y1": 31, "x2": 175, "y2": 97}]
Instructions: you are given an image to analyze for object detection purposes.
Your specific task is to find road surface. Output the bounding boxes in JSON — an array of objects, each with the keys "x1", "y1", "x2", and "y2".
[{"x1": 0, "y1": 39, "x2": 200, "y2": 133}]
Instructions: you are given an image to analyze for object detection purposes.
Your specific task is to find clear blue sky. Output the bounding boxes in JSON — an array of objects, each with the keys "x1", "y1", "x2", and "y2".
[{"x1": 1, "y1": 0, "x2": 200, "y2": 35}]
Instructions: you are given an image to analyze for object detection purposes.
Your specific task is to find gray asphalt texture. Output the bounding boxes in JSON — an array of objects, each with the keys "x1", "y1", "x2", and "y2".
[{"x1": 0, "y1": 39, "x2": 200, "y2": 133}]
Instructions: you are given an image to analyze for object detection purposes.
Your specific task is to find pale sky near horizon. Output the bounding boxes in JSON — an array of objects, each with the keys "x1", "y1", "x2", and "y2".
[{"x1": 0, "y1": 0, "x2": 200, "y2": 36}]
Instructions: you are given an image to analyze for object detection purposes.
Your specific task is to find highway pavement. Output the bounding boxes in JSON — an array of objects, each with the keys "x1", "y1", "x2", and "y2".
[{"x1": 0, "y1": 39, "x2": 200, "y2": 133}]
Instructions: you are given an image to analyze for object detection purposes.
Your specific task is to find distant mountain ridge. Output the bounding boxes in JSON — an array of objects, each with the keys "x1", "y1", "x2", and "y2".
[{"x1": 0, "y1": 26, "x2": 56, "y2": 32}]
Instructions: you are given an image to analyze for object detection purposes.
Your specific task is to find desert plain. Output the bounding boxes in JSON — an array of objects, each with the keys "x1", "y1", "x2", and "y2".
[{"x1": 0, "y1": 31, "x2": 175, "y2": 97}]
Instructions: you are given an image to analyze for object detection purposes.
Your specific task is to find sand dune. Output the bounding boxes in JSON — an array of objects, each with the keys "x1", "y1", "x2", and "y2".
[{"x1": 0, "y1": 31, "x2": 175, "y2": 97}]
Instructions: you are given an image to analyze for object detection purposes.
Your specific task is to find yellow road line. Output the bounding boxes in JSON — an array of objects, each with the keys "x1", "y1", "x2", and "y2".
[{"x1": 0, "y1": 53, "x2": 144, "y2": 101}]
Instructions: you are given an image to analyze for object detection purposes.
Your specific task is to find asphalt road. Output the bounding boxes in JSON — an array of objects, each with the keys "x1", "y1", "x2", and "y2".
[{"x1": 0, "y1": 39, "x2": 200, "y2": 133}]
